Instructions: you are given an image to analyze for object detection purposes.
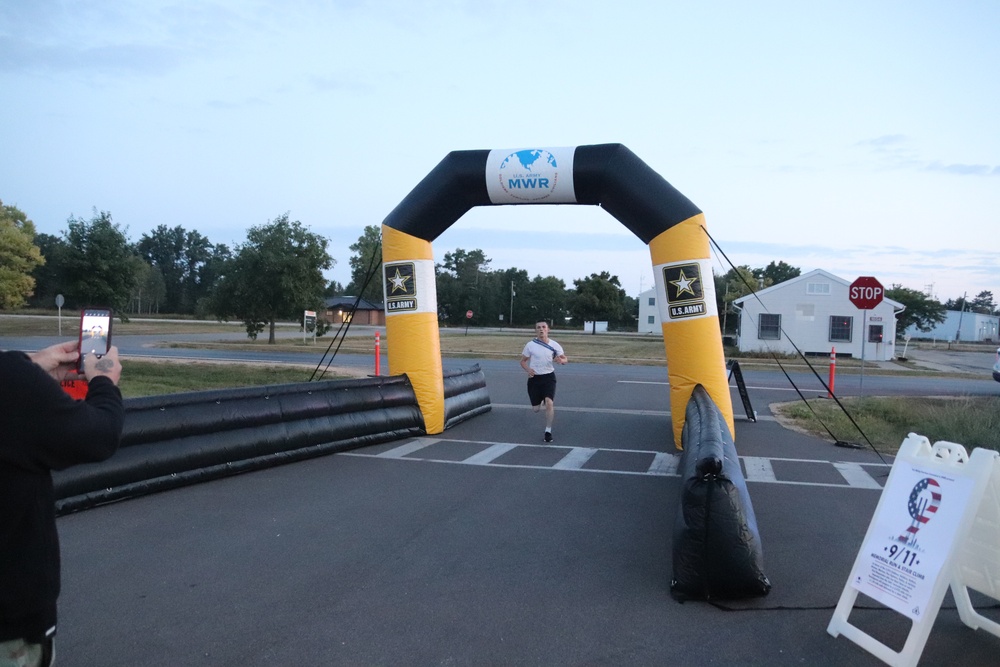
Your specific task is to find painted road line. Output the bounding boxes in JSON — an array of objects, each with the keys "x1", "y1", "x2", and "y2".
[
  {"x1": 553, "y1": 447, "x2": 599, "y2": 470},
  {"x1": 832, "y1": 462, "x2": 883, "y2": 489},
  {"x1": 618, "y1": 380, "x2": 824, "y2": 394},
  {"x1": 462, "y1": 443, "x2": 518, "y2": 465},
  {"x1": 647, "y1": 451, "x2": 679, "y2": 476},
  {"x1": 742, "y1": 456, "x2": 777, "y2": 483},
  {"x1": 376, "y1": 439, "x2": 438, "y2": 458},
  {"x1": 488, "y1": 404, "x2": 776, "y2": 421}
]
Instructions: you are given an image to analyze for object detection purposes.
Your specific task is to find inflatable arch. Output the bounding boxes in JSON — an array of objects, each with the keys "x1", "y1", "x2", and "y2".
[{"x1": 381, "y1": 143, "x2": 734, "y2": 445}]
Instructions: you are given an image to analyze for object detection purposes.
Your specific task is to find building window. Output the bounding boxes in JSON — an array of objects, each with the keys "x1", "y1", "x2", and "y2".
[
  {"x1": 758, "y1": 313, "x2": 781, "y2": 340},
  {"x1": 807, "y1": 282, "x2": 831, "y2": 295},
  {"x1": 830, "y1": 315, "x2": 853, "y2": 342},
  {"x1": 868, "y1": 324, "x2": 884, "y2": 343},
  {"x1": 647, "y1": 315, "x2": 655, "y2": 324},
  {"x1": 648, "y1": 297, "x2": 655, "y2": 306}
]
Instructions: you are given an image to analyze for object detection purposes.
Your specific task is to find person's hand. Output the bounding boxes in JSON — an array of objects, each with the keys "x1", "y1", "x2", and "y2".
[
  {"x1": 83, "y1": 345, "x2": 122, "y2": 386},
  {"x1": 557, "y1": 354, "x2": 568, "y2": 365},
  {"x1": 28, "y1": 340, "x2": 81, "y2": 382}
]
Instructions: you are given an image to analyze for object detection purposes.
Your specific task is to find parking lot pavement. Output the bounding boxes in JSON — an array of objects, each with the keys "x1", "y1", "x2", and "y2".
[{"x1": 52, "y1": 400, "x2": 1000, "y2": 666}]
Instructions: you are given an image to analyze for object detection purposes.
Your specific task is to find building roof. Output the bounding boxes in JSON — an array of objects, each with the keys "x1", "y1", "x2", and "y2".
[
  {"x1": 732, "y1": 268, "x2": 904, "y2": 310},
  {"x1": 324, "y1": 296, "x2": 383, "y2": 311}
]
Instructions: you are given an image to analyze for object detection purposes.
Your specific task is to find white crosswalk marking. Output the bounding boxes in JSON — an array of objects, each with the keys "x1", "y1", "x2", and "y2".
[
  {"x1": 553, "y1": 447, "x2": 599, "y2": 470},
  {"x1": 341, "y1": 438, "x2": 888, "y2": 490},
  {"x1": 647, "y1": 451, "x2": 680, "y2": 476},
  {"x1": 833, "y1": 462, "x2": 883, "y2": 489},
  {"x1": 462, "y1": 443, "x2": 517, "y2": 465},
  {"x1": 743, "y1": 456, "x2": 777, "y2": 482},
  {"x1": 376, "y1": 439, "x2": 438, "y2": 458}
]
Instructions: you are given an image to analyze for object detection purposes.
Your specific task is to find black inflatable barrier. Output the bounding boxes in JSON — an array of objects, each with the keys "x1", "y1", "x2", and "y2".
[
  {"x1": 670, "y1": 385, "x2": 771, "y2": 601},
  {"x1": 52, "y1": 373, "x2": 456, "y2": 515},
  {"x1": 443, "y1": 364, "x2": 491, "y2": 429}
]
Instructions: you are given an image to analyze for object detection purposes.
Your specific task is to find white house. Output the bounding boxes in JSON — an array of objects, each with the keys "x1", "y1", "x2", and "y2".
[
  {"x1": 637, "y1": 288, "x2": 660, "y2": 333},
  {"x1": 904, "y1": 310, "x2": 999, "y2": 343},
  {"x1": 732, "y1": 269, "x2": 905, "y2": 361}
]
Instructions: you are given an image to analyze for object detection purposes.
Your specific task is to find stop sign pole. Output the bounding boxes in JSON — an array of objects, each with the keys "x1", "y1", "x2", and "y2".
[{"x1": 849, "y1": 276, "x2": 885, "y2": 393}]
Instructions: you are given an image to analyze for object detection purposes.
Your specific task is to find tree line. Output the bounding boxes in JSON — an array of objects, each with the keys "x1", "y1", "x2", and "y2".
[{"x1": 2, "y1": 200, "x2": 996, "y2": 343}]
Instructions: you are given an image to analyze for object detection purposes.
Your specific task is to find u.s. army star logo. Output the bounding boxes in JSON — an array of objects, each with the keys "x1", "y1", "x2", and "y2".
[
  {"x1": 384, "y1": 262, "x2": 417, "y2": 312},
  {"x1": 663, "y1": 263, "x2": 707, "y2": 319}
]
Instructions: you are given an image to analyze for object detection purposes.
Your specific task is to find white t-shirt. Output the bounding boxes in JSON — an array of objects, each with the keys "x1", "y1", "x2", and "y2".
[{"x1": 522, "y1": 338, "x2": 564, "y2": 375}]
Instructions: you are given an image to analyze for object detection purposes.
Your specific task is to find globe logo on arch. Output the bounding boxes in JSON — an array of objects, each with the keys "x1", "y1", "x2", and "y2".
[{"x1": 497, "y1": 149, "x2": 560, "y2": 202}]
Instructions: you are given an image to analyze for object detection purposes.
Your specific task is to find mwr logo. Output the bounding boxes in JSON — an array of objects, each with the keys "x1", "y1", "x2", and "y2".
[
  {"x1": 385, "y1": 262, "x2": 417, "y2": 312},
  {"x1": 498, "y1": 149, "x2": 560, "y2": 201},
  {"x1": 663, "y1": 263, "x2": 706, "y2": 320}
]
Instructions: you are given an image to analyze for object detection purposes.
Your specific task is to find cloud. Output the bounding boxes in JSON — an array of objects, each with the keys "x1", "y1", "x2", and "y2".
[
  {"x1": 857, "y1": 134, "x2": 908, "y2": 147},
  {"x1": 925, "y1": 161, "x2": 998, "y2": 176},
  {"x1": 0, "y1": 35, "x2": 180, "y2": 76}
]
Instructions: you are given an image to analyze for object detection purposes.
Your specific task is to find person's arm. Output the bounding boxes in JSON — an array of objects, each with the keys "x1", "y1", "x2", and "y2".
[
  {"x1": 1, "y1": 347, "x2": 124, "y2": 471},
  {"x1": 521, "y1": 354, "x2": 535, "y2": 377},
  {"x1": 554, "y1": 342, "x2": 568, "y2": 364}
]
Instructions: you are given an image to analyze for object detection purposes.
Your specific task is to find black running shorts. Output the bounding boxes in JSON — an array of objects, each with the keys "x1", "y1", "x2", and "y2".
[{"x1": 527, "y1": 372, "x2": 557, "y2": 406}]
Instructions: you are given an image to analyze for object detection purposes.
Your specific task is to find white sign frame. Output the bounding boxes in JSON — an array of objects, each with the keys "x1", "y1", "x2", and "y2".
[{"x1": 828, "y1": 434, "x2": 1000, "y2": 666}]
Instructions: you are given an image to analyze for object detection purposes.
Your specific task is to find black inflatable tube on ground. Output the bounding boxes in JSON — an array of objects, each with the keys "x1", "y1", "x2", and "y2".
[
  {"x1": 443, "y1": 364, "x2": 491, "y2": 429},
  {"x1": 54, "y1": 369, "x2": 493, "y2": 515},
  {"x1": 670, "y1": 385, "x2": 771, "y2": 601}
]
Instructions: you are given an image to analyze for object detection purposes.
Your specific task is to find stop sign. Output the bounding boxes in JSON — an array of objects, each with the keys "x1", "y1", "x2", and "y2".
[
  {"x1": 466, "y1": 310, "x2": 473, "y2": 319},
  {"x1": 849, "y1": 276, "x2": 884, "y2": 309}
]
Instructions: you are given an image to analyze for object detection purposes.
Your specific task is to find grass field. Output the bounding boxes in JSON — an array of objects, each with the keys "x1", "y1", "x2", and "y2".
[{"x1": 772, "y1": 395, "x2": 1000, "y2": 454}]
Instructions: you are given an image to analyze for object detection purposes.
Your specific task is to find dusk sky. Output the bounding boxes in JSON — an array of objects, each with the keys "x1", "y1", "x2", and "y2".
[{"x1": 2, "y1": 1, "x2": 997, "y2": 303}]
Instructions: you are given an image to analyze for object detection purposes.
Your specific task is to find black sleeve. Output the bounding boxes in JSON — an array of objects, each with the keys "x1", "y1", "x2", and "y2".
[{"x1": 0, "y1": 351, "x2": 124, "y2": 473}]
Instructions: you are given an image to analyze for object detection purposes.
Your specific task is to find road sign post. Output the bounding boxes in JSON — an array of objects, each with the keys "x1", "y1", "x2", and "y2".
[{"x1": 849, "y1": 277, "x2": 885, "y2": 393}]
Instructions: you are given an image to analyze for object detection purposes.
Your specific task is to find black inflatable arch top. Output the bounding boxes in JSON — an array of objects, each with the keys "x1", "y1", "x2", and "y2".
[{"x1": 382, "y1": 144, "x2": 702, "y2": 244}]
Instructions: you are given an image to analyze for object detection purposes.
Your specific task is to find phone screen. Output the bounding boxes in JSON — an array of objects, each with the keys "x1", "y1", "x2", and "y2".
[{"x1": 78, "y1": 308, "x2": 112, "y2": 370}]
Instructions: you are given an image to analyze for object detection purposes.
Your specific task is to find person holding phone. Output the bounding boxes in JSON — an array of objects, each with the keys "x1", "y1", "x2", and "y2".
[{"x1": 0, "y1": 340, "x2": 124, "y2": 667}]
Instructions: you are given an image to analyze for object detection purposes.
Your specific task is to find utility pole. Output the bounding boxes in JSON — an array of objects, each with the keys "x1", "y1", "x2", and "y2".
[
  {"x1": 509, "y1": 281, "x2": 515, "y2": 326},
  {"x1": 955, "y1": 291, "x2": 967, "y2": 342}
]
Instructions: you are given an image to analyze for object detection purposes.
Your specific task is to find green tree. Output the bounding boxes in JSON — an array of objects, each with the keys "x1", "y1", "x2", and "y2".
[
  {"x1": 345, "y1": 225, "x2": 383, "y2": 304},
  {"x1": 517, "y1": 274, "x2": 569, "y2": 328},
  {"x1": 0, "y1": 201, "x2": 45, "y2": 309},
  {"x1": 128, "y1": 260, "x2": 167, "y2": 315},
  {"x1": 137, "y1": 225, "x2": 219, "y2": 313},
  {"x1": 757, "y1": 261, "x2": 801, "y2": 286},
  {"x1": 715, "y1": 265, "x2": 759, "y2": 335},
  {"x1": 435, "y1": 248, "x2": 490, "y2": 325},
  {"x1": 570, "y1": 271, "x2": 625, "y2": 334},
  {"x1": 969, "y1": 290, "x2": 997, "y2": 315},
  {"x1": 886, "y1": 284, "x2": 946, "y2": 335},
  {"x1": 324, "y1": 280, "x2": 345, "y2": 298},
  {"x1": 61, "y1": 210, "x2": 139, "y2": 315},
  {"x1": 29, "y1": 233, "x2": 69, "y2": 308},
  {"x1": 211, "y1": 214, "x2": 332, "y2": 343}
]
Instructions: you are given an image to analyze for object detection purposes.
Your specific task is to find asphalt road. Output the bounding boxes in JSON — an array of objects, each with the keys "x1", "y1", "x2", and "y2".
[{"x1": 3, "y1": 329, "x2": 999, "y2": 665}]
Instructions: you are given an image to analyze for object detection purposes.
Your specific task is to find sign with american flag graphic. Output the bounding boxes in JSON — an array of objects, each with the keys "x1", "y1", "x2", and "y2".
[{"x1": 850, "y1": 462, "x2": 974, "y2": 620}]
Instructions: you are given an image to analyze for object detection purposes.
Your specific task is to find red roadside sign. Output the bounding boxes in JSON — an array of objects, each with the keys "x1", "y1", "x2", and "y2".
[
  {"x1": 849, "y1": 276, "x2": 884, "y2": 310},
  {"x1": 466, "y1": 310, "x2": 473, "y2": 319}
]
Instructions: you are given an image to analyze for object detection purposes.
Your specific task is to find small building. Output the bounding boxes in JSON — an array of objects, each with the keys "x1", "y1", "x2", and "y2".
[
  {"x1": 904, "y1": 310, "x2": 999, "y2": 343},
  {"x1": 324, "y1": 296, "x2": 385, "y2": 326},
  {"x1": 583, "y1": 321, "x2": 609, "y2": 333},
  {"x1": 637, "y1": 288, "x2": 660, "y2": 333},
  {"x1": 732, "y1": 269, "x2": 905, "y2": 361}
]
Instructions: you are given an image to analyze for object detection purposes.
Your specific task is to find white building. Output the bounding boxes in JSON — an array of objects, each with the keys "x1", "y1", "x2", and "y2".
[
  {"x1": 732, "y1": 269, "x2": 905, "y2": 361},
  {"x1": 904, "y1": 310, "x2": 999, "y2": 343},
  {"x1": 637, "y1": 288, "x2": 660, "y2": 333}
]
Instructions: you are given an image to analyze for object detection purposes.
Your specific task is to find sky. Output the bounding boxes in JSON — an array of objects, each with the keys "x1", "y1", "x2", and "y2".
[{"x1": 2, "y1": 0, "x2": 998, "y2": 304}]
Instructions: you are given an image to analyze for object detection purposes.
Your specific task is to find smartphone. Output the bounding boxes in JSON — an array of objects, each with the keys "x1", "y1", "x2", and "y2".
[{"x1": 78, "y1": 308, "x2": 113, "y2": 372}]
